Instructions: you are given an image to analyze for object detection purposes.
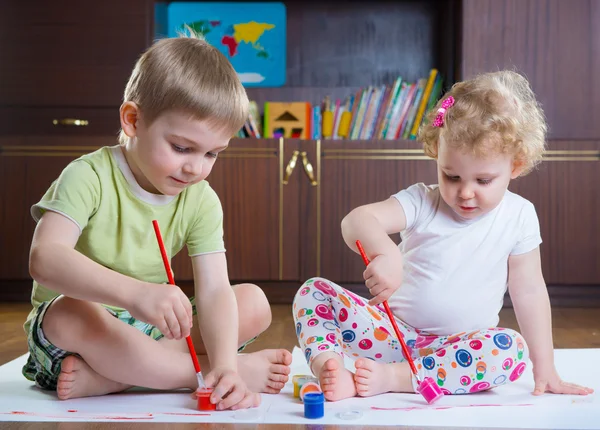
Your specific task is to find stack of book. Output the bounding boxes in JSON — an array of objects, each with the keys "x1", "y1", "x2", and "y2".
[{"x1": 315, "y1": 68, "x2": 442, "y2": 140}]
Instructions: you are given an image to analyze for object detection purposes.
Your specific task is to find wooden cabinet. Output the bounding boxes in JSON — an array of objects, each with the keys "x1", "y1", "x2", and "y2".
[{"x1": 171, "y1": 138, "x2": 304, "y2": 283}]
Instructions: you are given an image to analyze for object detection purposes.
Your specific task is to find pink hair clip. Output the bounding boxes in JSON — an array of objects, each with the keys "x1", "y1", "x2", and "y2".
[{"x1": 432, "y1": 96, "x2": 455, "y2": 127}]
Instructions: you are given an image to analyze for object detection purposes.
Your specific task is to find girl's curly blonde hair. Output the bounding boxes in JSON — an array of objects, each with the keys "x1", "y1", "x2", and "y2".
[{"x1": 418, "y1": 70, "x2": 547, "y2": 176}]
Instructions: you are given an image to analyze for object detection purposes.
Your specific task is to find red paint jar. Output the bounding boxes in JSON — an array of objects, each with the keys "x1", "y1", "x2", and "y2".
[{"x1": 197, "y1": 388, "x2": 216, "y2": 411}]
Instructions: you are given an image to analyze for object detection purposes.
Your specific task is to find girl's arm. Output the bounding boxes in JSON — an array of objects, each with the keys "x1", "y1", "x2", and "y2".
[
  {"x1": 341, "y1": 197, "x2": 407, "y2": 257},
  {"x1": 340, "y1": 197, "x2": 407, "y2": 305},
  {"x1": 508, "y1": 247, "x2": 593, "y2": 395}
]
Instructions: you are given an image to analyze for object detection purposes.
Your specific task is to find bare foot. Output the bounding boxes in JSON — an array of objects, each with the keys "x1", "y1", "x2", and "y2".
[
  {"x1": 57, "y1": 355, "x2": 130, "y2": 400},
  {"x1": 354, "y1": 358, "x2": 413, "y2": 397},
  {"x1": 318, "y1": 358, "x2": 357, "y2": 401},
  {"x1": 238, "y1": 349, "x2": 292, "y2": 394}
]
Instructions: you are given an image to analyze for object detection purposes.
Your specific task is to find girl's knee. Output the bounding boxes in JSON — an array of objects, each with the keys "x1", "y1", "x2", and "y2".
[{"x1": 494, "y1": 328, "x2": 528, "y2": 360}]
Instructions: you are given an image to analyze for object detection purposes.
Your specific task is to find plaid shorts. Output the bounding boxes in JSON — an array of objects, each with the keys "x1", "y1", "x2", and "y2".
[{"x1": 22, "y1": 296, "x2": 257, "y2": 390}]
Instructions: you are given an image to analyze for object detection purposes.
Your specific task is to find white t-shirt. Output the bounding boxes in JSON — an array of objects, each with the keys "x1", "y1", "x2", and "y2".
[{"x1": 388, "y1": 183, "x2": 542, "y2": 335}]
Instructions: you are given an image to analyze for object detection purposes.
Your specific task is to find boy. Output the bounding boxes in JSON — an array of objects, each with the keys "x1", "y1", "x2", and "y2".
[{"x1": 23, "y1": 30, "x2": 291, "y2": 411}]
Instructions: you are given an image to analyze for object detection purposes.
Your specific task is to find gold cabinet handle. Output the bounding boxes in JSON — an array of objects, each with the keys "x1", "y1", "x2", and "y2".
[
  {"x1": 52, "y1": 118, "x2": 89, "y2": 126},
  {"x1": 282, "y1": 150, "x2": 300, "y2": 185},
  {"x1": 301, "y1": 151, "x2": 318, "y2": 186}
]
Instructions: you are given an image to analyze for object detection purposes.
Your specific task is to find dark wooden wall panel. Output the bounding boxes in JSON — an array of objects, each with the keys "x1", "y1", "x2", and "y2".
[
  {"x1": 509, "y1": 140, "x2": 600, "y2": 284},
  {"x1": 462, "y1": 0, "x2": 600, "y2": 139}
]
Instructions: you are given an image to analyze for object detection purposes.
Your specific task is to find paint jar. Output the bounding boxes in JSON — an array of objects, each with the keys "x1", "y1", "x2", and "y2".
[
  {"x1": 299, "y1": 381, "x2": 322, "y2": 401},
  {"x1": 197, "y1": 388, "x2": 216, "y2": 411},
  {"x1": 292, "y1": 374, "x2": 312, "y2": 398},
  {"x1": 417, "y1": 376, "x2": 443, "y2": 404},
  {"x1": 303, "y1": 392, "x2": 325, "y2": 419}
]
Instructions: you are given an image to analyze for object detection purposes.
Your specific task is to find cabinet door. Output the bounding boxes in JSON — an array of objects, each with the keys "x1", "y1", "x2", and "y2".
[
  {"x1": 0, "y1": 137, "x2": 116, "y2": 280},
  {"x1": 0, "y1": 0, "x2": 153, "y2": 108},
  {"x1": 171, "y1": 138, "x2": 303, "y2": 283},
  {"x1": 302, "y1": 140, "x2": 437, "y2": 284}
]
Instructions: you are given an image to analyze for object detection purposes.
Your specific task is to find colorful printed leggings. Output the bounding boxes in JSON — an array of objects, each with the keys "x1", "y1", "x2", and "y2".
[{"x1": 293, "y1": 278, "x2": 529, "y2": 395}]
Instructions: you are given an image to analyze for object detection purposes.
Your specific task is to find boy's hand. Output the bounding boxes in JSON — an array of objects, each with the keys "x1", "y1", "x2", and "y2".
[
  {"x1": 533, "y1": 365, "x2": 594, "y2": 396},
  {"x1": 203, "y1": 367, "x2": 261, "y2": 410},
  {"x1": 128, "y1": 283, "x2": 193, "y2": 340},
  {"x1": 364, "y1": 251, "x2": 403, "y2": 306}
]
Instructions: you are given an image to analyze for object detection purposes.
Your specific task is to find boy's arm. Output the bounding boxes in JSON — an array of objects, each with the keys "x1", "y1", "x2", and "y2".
[
  {"x1": 29, "y1": 211, "x2": 192, "y2": 339},
  {"x1": 341, "y1": 197, "x2": 407, "y2": 305},
  {"x1": 191, "y1": 251, "x2": 239, "y2": 371},
  {"x1": 508, "y1": 247, "x2": 592, "y2": 395}
]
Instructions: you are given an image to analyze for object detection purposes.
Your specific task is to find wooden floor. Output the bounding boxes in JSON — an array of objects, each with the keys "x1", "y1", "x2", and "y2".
[{"x1": 1, "y1": 302, "x2": 599, "y2": 430}]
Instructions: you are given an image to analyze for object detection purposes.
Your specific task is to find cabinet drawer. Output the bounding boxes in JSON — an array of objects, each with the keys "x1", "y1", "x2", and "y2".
[
  {"x1": 0, "y1": 107, "x2": 122, "y2": 136},
  {"x1": 0, "y1": 0, "x2": 153, "y2": 108}
]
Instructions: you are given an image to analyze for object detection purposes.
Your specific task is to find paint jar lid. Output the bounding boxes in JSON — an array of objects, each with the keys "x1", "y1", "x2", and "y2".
[
  {"x1": 303, "y1": 392, "x2": 325, "y2": 404},
  {"x1": 336, "y1": 410, "x2": 363, "y2": 420}
]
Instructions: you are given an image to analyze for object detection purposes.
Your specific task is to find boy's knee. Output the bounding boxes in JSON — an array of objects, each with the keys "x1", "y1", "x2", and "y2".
[
  {"x1": 42, "y1": 297, "x2": 107, "y2": 349},
  {"x1": 234, "y1": 283, "x2": 271, "y2": 332}
]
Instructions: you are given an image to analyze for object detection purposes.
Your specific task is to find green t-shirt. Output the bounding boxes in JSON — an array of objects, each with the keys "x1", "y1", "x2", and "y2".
[{"x1": 24, "y1": 145, "x2": 225, "y2": 333}]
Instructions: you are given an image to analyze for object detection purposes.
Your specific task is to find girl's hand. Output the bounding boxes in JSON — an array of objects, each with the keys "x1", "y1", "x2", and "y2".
[
  {"x1": 363, "y1": 251, "x2": 403, "y2": 306},
  {"x1": 533, "y1": 366, "x2": 594, "y2": 396}
]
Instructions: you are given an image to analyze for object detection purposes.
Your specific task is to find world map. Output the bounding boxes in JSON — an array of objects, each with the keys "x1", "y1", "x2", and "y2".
[
  {"x1": 184, "y1": 20, "x2": 275, "y2": 60},
  {"x1": 165, "y1": 2, "x2": 286, "y2": 87}
]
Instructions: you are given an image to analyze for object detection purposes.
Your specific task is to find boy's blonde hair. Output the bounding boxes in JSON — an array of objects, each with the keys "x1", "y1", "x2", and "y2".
[
  {"x1": 118, "y1": 27, "x2": 249, "y2": 144},
  {"x1": 418, "y1": 70, "x2": 547, "y2": 176}
]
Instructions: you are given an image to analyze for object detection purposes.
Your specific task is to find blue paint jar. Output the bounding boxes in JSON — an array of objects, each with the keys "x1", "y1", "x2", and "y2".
[{"x1": 303, "y1": 392, "x2": 325, "y2": 419}]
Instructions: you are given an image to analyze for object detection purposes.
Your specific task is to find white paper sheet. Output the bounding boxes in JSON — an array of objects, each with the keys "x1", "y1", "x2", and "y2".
[{"x1": 0, "y1": 347, "x2": 598, "y2": 427}]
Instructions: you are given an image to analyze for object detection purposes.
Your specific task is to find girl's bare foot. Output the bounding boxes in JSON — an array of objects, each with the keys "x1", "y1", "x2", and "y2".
[
  {"x1": 318, "y1": 357, "x2": 357, "y2": 401},
  {"x1": 56, "y1": 355, "x2": 130, "y2": 400},
  {"x1": 238, "y1": 349, "x2": 292, "y2": 394},
  {"x1": 354, "y1": 358, "x2": 413, "y2": 397}
]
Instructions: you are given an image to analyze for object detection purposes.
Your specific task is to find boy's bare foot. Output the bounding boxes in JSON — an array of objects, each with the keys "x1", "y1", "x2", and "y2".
[
  {"x1": 57, "y1": 355, "x2": 130, "y2": 400},
  {"x1": 238, "y1": 349, "x2": 292, "y2": 394},
  {"x1": 318, "y1": 358, "x2": 356, "y2": 401},
  {"x1": 354, "y1": 358, "x2": 413, "y2": 397}
]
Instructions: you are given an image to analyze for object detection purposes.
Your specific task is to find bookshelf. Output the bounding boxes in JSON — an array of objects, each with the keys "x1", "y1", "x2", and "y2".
[{"x1": 241, "y1": 0, "x2": 461, "y2": 140}]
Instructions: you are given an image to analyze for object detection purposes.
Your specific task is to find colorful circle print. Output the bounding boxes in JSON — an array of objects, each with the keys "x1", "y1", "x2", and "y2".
[
  {"x1": 305, "y1": 348, "x2": 312, "y2": 362},
  {"x1": 296, "y1": 322, "x2": 302, "y2": 335},
  {"x1": 312, "y1": 291, "x2": 327, "y2": 301},
  {"x1": 455, "y1": 349, "x2": 473, "y2": 367},
  {"x1": 415, "y1": 335, "x2": 436, "y2": 349},
  {"x1": 469, "y1": 340, "x2": 483, "y2": 350},
  {"x1": 339, "y1": 308, "x2": 349, "y2": 322},
  {"x1": 509, "y1": 361, "x2": 526, "y2": 382},
  {"x1": 307, "y1": 318, "x2": 319, "y2": 327},
  {"x1": 469, "y1": 381, "x2": 490, "y2": 393},
  {"x1": 494, "y1": 375, "x2": 507, "y2": 385},
  {"x1": 460, "y1": 375, "x2": 471, "y2": 386},
  {"x1": 314, "y1": 280, "x2": 338, "y2": 297},
  {"x1": 326, "y1": 333, "x2": 336, "y2": 344},
  {"x1": 358, "y1": 339, "x2": 373, "y2": 350},
  {"x1": 342, "y1": 330, "x2": 356, "y2": 343},
  {"x1": 502, "y1": 357, "x2": 514, "y2": 371},
  {"x1": 422, "y1": 356, "x2": 436, "y2": 370},
  {"x1": 314, "y1": 304, "x2": 334, "y2": 320},
  {"x1": 300, "y1": 286, "x2": 310, "y2": 296},
  {"x1": 493, "y1": 333, "x2": 513, "y2": 350}
]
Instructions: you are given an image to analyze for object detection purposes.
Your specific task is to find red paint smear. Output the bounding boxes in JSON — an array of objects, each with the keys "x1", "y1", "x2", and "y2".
[
  {"x1": 372, "y1": 403, "x2": 534, "y2": 411},
  {"x1": 67, "y1": 410, "x2": 77, "y2": 413},
  {"x1": 3, "y1": 411, "x2": 153, "y2": 420},
  {"x1": 162, "y1": 412, "x2": 211, "y2": 416}
]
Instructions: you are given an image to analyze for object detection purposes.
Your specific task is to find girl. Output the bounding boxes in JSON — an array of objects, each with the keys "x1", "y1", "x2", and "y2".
[{"x1": 293, "y1": 70, "x2": 594, "y2": 401}]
